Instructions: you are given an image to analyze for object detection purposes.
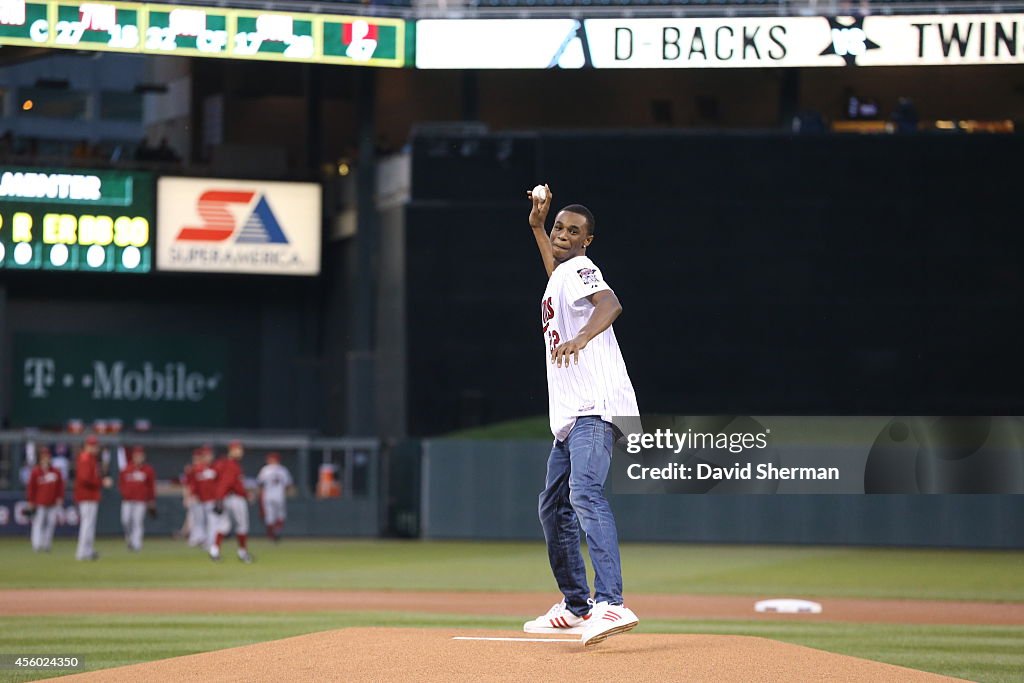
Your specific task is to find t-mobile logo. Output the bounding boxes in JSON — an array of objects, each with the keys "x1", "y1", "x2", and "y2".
[{"x1": 24, "y1": 358, "x2": 56, "y2": 398}]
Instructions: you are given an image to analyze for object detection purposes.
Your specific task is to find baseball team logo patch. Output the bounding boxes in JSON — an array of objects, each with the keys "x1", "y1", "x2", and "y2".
[{"x1": 577, "y1": 267, "x2": 600, "y2": 286}]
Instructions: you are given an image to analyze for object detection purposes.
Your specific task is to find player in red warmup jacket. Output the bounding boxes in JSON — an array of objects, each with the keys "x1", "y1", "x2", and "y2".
[
  {"x1": 192, "y1": 446, "x2": 220, "y2": 551},
  {"x1": 119, "y1": 446, "x2": 156, "y2": 551},
  {"x1": 209, "y1": 441, "x2": 253, "y2": 563},
  {"x1": 182, "y1": 448, "x2": 206, "y2": 547},
  {"x1": 74, "y1": 436, "x2": 110, "y2": 561},
  {"x1": 26, "y1": 446, "x2": 64, "y2": 552}
]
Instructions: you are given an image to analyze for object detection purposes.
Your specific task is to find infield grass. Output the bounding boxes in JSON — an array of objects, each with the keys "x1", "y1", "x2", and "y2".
[
  {"x1": 0, "y1": 538, "x2": 1021, "y2": 602},
  {"x1": 1, "y1": 539, "x2": 1022, "y2": 682},
  {"x1": 0, "y1": 613, "x2": 1021, "y2": 683}
]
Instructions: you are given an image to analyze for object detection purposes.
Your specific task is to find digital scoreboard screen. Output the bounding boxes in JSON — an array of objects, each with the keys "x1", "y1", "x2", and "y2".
[
  {"x1": 0, "y1": 0, "x2": 407, "y2": 66},
  {"x1": 53, "y1": 1, "x2": 141, "y2": 51},
  {"x1": 0, "y1": 167, "x2": 154, "y2": 273},
  {"x1": 145, "y1": 5, "x2": 228, "y2": 57}
]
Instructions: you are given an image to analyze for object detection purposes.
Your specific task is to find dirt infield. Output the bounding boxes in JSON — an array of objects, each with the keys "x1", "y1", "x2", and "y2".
[
  {"x1": 47, "y1": 627, "x2": 966, "y2": 682},
  {"x1": 4, "y1": 589, "x2": 1021, "y2": 625}
]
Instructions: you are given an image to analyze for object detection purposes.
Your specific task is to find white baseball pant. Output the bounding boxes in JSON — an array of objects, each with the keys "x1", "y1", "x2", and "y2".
[
  {"x1": 262, "y1": 497, "x2": 286, "y2": 526},
  {"x1": 76, "y1": 501, "x2": 98, "y2": 560},
  {"x1": 187, "y1": 500, "x2": 207, "y2": 546},
  {"x1": 216, "y1": 494, "x2": 249, "y2": 536},
  {"x1": 31, "y1": 505, "x2": 59, "y2": 551},
  {"x1": 121, "y1": 501, "x2": 147, "y2": 550}
]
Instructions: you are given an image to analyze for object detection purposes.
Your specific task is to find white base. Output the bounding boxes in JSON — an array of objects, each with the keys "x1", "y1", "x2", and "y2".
[{"x1": 754, "y1": 598, "x2": 823, "y2": 614}]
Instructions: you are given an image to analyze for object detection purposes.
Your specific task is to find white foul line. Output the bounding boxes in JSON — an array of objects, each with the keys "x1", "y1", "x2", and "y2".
[{"x1": 452, "y1": 637, "x2": 578, "y2": 643}]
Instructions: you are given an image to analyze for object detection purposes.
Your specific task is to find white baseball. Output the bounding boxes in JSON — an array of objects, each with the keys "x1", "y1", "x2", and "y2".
[{"x1": 532, "y1": 184, "x2": 548, "y2": 202}]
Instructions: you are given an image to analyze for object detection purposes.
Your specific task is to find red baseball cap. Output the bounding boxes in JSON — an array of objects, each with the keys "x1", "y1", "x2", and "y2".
[
  {"x1": 228, "y1": 440, "x2": 243, "y2": 449},
  {"x1": 267, "y1": 452, "x2": 281, "y2": 463},
  {"x1": 85, "y1": 435, "x2": 99, "y2": 445},
  {"x1": 131, "y1": 446, "x2": 145, "y2": 457}
]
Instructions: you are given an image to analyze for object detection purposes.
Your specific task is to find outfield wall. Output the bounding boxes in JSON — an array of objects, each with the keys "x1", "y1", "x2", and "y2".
[
  {"x1": 0, "y1": 432, "x2": 383, "y2": 538},
  {"x1": 0, "y1": 491, "x2": 380, "y2": 538},
  {"x1": 420, "y1": 439, "x2": 1024, "y2": 548}
]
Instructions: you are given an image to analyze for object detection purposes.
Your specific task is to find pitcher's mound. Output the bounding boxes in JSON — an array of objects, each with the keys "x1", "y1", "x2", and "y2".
[{"x1": 53, "y1": 627, "x2": 963, "y2": 682}]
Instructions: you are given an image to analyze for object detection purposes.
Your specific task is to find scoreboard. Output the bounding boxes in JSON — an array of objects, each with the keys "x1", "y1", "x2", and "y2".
[
  {"x1": 0, "y1": 167, "x2": 154, "y2": 273},
  {"x1": 0, "y1": 0, "x2": 408, "y2": 67}
]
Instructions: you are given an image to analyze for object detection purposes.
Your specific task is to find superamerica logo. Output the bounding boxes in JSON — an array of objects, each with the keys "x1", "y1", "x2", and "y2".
[
  {"x1": 176, "y1": 190, "x2": 289, "y2": 245},
  {"x1": 157, "y1": 177, "x2": 321, "y2": 275}
]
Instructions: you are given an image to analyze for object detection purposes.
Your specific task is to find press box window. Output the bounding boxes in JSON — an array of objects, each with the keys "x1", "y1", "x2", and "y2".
[
  {"x1": 100, "y1": 92, "x2": 143, "y2": 121},
  {"x1": 19, "y1": 88, "x2": 87, "y2": 120}
]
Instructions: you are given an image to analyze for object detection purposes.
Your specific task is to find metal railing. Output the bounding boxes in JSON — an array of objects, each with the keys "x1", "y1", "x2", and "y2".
[{"x1": 0, "y1": 430, "x2": 379, "y2": 500}]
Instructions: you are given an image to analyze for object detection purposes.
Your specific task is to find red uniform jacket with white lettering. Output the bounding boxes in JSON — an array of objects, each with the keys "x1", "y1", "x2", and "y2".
[
  {"x1": 28, "y1": 466, "x2": 65, "y2": 507},
  {"x1": 192, "y1": 463, "x2": 219, "y2": 502},
  {"x1": 214, "y1": 458, "x2": 246, "y2": 499},
  {"x1": 119, "y1": 463, "x2": 156, "y2": 502},
  {"x1": 73, "y1": 451, "x2": 102, "y2": 503}
]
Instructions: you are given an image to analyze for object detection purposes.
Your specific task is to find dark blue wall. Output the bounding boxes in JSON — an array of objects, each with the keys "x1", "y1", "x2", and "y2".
[
  {"x1": 407, "y1": 132, "x2": 1024, "y2": 435},
  {"x1": 421, "y1": 440, "x2": 1024, "y2": 548}
]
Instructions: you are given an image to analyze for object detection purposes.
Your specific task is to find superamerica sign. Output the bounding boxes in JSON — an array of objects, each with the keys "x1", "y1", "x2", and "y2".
[
  {"x1": 156, "y1": 177, "x2": 321, "y2": 275},
  {"x1": 416, "y1": 14, "x2": 1024, "y2": 69}
]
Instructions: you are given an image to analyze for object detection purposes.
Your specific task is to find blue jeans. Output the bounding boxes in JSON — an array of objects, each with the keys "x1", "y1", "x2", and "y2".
[{"x1": 538, "y1": 416, "x2": 623, "y2": 617}]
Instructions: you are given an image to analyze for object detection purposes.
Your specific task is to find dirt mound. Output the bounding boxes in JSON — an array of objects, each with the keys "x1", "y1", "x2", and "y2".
[{"x1": 50, "y1": 627, "x2": 964, "y2": 682}]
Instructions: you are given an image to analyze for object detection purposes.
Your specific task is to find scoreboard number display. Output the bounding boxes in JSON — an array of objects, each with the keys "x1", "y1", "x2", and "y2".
[
  {"x1": 145, "y1": 5, "x2": 228, "y2": 56},
  {"x1": 234, "y1": 11, "x2": 314, "y2": 60},
  {"x1": 0, "y1": 1, "x2": 48, "y2": 45},
  {"x1": 51, "y1": 1, "x2": 141, "y2": 51},
  {"x1": 0, "y1": 167, "x2": 155, "y2": 273}
]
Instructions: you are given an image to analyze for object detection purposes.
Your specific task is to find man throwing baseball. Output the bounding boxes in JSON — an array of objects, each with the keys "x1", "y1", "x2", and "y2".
[{"x1": 522, "y1": 184, "x2": 640, "y2": 646}]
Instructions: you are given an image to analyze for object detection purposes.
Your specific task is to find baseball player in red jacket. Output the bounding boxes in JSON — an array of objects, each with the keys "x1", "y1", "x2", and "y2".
[
  {"x1": 192, "y1": 446, "x2": 220, "y2": 550},
  {"x1": 119, "y1": 446, "x2": 156, "y2": 551},
  {"x1": 26, "y1": 446, "x2": 64, "y2": 552},
  {"x1": 209, "y1": 441, "x2": 253, "y2": 563},
  {"x1": 74, "y1": 436, "x2": 111, "y2": 561},
  {"x1": 182, "y1": 448, "x2": 204, "y2": 547}
]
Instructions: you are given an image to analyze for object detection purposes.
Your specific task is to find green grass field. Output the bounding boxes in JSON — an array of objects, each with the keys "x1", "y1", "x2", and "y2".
[
  {"x1": 3, "y1": 538, "x2": 1021, "y2": 600},
  {"x1": 0, "y1": 538, "x2": 1022, "y2": 682}
]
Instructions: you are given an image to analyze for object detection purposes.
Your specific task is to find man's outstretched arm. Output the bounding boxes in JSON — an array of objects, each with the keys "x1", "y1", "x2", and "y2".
[
  {"x1": 528, "y1": 184, "x2": 554, "y2": 278},
  {"x1": 552, "y1": 290, "x2": 623, "y2": 367}
]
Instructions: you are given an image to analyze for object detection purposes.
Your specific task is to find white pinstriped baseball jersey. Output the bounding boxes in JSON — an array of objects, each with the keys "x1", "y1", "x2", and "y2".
[
  {"x1": 541, "y1": 255, "x2": 639, "y2": 441},
  {"x1": 257, "y1": 463, "x2": 292, "y2": 504}
]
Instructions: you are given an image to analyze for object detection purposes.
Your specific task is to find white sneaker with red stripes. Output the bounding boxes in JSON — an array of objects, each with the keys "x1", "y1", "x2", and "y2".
[
  {"x1": 580, "y1": 602, "x2": 639, "y2": 647},
  {"x1": 523, "y1": 600, "x2": 592, "y2": 635}
]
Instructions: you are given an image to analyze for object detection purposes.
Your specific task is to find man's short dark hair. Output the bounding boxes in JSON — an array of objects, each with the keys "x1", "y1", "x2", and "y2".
[{"x1": 560, "y1": 204, "x2": 595, "y2": 236}]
